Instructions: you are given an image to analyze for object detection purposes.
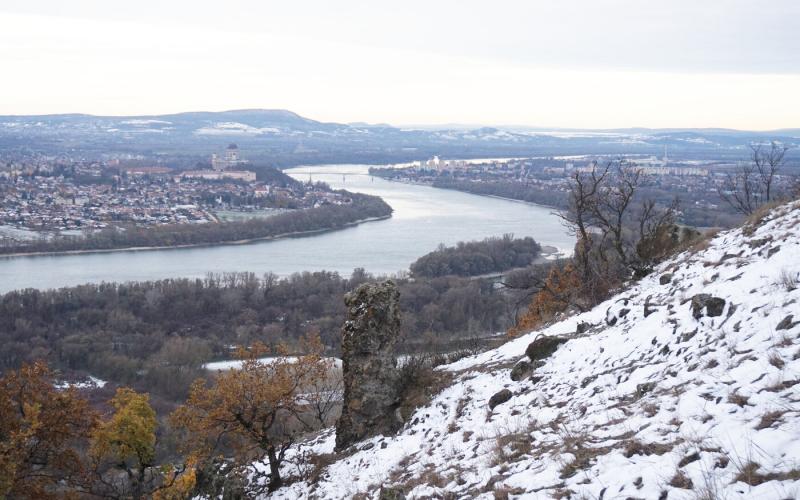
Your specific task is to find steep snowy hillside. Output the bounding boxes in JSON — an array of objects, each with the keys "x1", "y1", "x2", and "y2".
[{"x1": 277, "y1": 201, "x2": 800, "y2": 499}]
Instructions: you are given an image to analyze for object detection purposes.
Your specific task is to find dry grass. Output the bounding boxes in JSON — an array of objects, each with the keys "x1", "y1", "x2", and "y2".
[
  {"x1": 396, "y1": 356, "x2": 454, "y2": 421},
  {"x1": 727, "y1": 391, "x2": 750, "y2": 407},
  {"x1": 557, "y1": 429, "x2": 614, "y2": 479},
  {"x1": 622, "y1": 439, "x2": 674, "y2": 458},
  {"x1": 669, "y1": 470, "x2": 694, "y2": 489},
  {"x1": 778, "y1": 268, "x2": 799, "y2": 292},
  {"x1": 642, "y1": 402, "x2": 660, "y2": 417},
  {"x1": 755, "y1": 410, "x2": 786, "y2": 430},
  {"x1": 742, "y1": 200, "x2": 784, "y2": 236},
  {"x1": 774, "y1": 335, "x2": 794, "y2": 349},
  {"x1": 491, "y1": 432, "x2": 533, "y2": 466},
  {"x1": 685, "y1": 228, "x2": 720, "y2": 256},
  {"x1": 768, "y1": 351, "x2": 786, "y2": 369},
  {"x1": 388, "y1": 463, "x2": 451, "y2": 496},
  {"x1": 735, "y1": 461, "x2": 800, "y2": 486},
  {"x1": 761, "y1": 379, "x2": 800, "y2": 393},
  {"x1": 305, "y1": 452, "x2": 339, "y2": 484},
  {"x1": 491, "y1": 484, "x2": 525, "y2": 499}
]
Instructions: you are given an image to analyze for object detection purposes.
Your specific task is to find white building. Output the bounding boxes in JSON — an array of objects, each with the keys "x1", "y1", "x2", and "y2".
[
  {"x1": 178, "y1": 170, "x2": 257, "y2": 182},
  {"x1": 212, "y1": 144, "x2": 248, "y2": 171}
]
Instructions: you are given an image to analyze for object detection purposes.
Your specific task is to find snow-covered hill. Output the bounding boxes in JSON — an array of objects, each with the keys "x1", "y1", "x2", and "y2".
[
  {"x1": 2, "y1": 110, "x2": 797, "y2": 159},
  {"x1": 277, "y1": 201, "x2": 800, "y2": 499}
]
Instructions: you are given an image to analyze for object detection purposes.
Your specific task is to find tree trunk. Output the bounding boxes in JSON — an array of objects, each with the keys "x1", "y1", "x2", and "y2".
[{"x1": 266, "y1": 445, "x2": 283, "y2": 492}]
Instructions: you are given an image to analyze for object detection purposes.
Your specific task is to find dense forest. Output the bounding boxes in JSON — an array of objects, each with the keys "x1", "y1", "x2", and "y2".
[
  {"x1": 0, "y1": 268, "x2": 526, "y2": 403},
  {"x1": 0, "y1": 191, "x2": 392, "y2": 255},
  {"x1": 410, "y1": 235, "x2": 542, "y2": 278}
]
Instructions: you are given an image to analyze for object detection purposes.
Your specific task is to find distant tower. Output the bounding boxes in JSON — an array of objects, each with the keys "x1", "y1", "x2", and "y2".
[
  {"x1": 225, "y1": 144, "x2": 240, "y2": 163},
  {"x1": 213, "y1": 144, "x2": 243, "y2": 171},
  {"x1": 663, "y1": 145, "x2": 668, "y2": 165}
]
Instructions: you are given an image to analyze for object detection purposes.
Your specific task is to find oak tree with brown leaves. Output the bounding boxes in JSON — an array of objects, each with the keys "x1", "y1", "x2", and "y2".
[
  {"x1": 171, "y1": 335, "x2": 333, "y2": 494},
  {"x1": 0, "y1": 362, "x2": 97, "y2": 499}
]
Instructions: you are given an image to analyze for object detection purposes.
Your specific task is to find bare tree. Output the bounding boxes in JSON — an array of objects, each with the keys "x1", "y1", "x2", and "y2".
[
  {"x1": 555, "y1": 161, "x2": 609, "y2": 282},
  {"x1": 556, "y1": 160, "x2": 680, "y2": 296},
  {"x1": 718, "y1": 141, "x2": 789, "y2": 215},
  {"x1": 752, "y1": 142, "x2": 788, "y2": 202},
  {"x1": 634, "y1": 197, "x2": 680, "y2": 270},
  {"x1": 590, "y1": 163, "x2": 642, "y2": 271}
]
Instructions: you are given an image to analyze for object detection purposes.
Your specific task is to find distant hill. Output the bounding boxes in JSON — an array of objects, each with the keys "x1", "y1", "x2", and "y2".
[{"x1": 1, "y1": 109, "x2": 797, "y2": 165}]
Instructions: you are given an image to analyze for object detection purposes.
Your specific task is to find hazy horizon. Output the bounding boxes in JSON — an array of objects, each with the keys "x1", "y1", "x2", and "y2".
[
  {"x1": 1, "y1": 1, "x2": 799, "y2": 130},
  {"x1": 2, "y1": 107, "x2": 800, "y2": 134}
]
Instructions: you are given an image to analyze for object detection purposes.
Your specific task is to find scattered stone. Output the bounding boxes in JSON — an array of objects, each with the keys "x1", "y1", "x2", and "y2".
[
  {"x1": 644, "y1": 297, "x2": 657, "y2": 317},
  {"x1": 678, "y1": 451, "x2": 701, "y2": 468},
  {"x1": 659, "y1": 273, "x2": 673, "y2": 285},
  {"x1": 605, "y1": 299, "x2": 631, "y2": 325},
  {"x1": 776, "y1": 314, "x2": 798, "y2": 330},
  {"x1": 581, "y1": 374, "x2": 598, "y2": 388},
  {"x1": 335, "y1": 280, "x2": 403, "y2": 451},
  {"x1": 636, "y1": 382, "x2": 656, "y2": 397},
  {"x1": 690, "y1": 294, "x2": 726, "y2": 319},
  {"x1": 576, "y1": 321, "x2": 593, "y2": 334},
  {"x1": 525, "y1": 335, "x2": 569, "y2": 362},
  {"x1": 488, "y1": 389, "x2": 513, "y2": 410},
  {"x1": 360, "y1": 442, "x2": 375, "y2": 451},
  {"x1": 510, "y1": 360, "x2": 534, "y2": 381},
  {"x1": 748, "y1": 237, "x2": 770, "y2": 248},
  {"x1": 680, "y1": 329, "x2": 698, "y2": 343}
]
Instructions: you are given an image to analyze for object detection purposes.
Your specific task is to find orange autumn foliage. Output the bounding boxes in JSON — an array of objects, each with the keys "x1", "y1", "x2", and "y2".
[
  {"x1": 0, "y1": 362, "x2": 97, "y2": 499},
  {"x1": 170, "y1": 334, "x2": 331, "y2": 493},
  {"x1": 509, "y1": 263, "x2": 582, "y2": 337}
]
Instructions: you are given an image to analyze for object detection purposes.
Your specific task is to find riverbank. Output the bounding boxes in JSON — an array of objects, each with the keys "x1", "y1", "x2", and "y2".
[
  {"x1": 370, "y1": 174, "x2": 564, "y2": 212},
  {"x1": 0, "y1": 165, "x2": 575, "y2": 293},
  {"x1": 0, "y1": 214, "x2": 392, "y2": 260}
]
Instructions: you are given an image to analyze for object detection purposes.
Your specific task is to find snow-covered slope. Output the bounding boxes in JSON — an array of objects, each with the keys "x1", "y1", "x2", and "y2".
[{"x1": 278, "y1": 201, "x2": 800, "y2": 499}]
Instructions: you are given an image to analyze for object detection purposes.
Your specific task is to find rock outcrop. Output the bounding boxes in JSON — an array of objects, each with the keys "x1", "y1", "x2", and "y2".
[
  {"x1": 690, "y1": 293, "x2": 726, "y2": 319},
  {"x1": 335, "y1": 280, "x2": 403, "y2": 451},
  {"x1": 488, "y1": 389, "x2": 512, "y2": 410},
  {"x1": 510, "y1": 360, "x2": 534, "y2": 381},
  {"x1": 525, "y1": 335, "x2": 569, "y2": 362}
]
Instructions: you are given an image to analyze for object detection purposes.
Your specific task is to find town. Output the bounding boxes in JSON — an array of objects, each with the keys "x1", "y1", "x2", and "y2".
[
  {"x1": 370, "y1": 151, "x2": 799, "y2": 228},
  {"x1": 0, "y1": 145, "x2": 352, "y2": 238}
]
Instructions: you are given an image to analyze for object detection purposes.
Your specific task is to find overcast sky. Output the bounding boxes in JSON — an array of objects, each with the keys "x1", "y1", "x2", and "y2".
[{"x1": 1, "y1": 0, "x2": 798, "y2": 129}]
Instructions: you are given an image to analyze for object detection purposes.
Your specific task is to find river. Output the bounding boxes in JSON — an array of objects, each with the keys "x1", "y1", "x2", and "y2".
[{"x1": 0, "y1": 164, "x2": 574, "y2": 293}]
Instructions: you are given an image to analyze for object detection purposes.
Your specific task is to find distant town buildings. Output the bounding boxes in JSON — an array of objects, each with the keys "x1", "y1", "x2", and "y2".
[
  {"x1": 417, "y1": 156, "x2": 468, "y2": 172},
  {"x1": 179, "y1": 170, "x2": 257, "y2": 182},
  {"x1": 0, "y1": 152, "x2": 353, "y2": 234}
]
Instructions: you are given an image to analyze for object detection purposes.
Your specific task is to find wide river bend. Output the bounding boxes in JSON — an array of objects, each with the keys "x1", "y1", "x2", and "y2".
[{"x1": 0, "y1": 165, "x2": 574, "y2": 293}]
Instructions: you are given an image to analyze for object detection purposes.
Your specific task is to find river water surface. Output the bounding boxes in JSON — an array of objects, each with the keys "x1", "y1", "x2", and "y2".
[{"x1": 0, "y1": 165, "x2": 573, "y2": 293}]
